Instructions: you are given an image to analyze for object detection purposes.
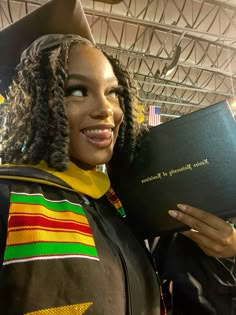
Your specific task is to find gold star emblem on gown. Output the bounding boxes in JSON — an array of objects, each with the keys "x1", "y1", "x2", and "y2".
[{"x1": 25, "y1": 302, "x2": 93, "y2": 315}]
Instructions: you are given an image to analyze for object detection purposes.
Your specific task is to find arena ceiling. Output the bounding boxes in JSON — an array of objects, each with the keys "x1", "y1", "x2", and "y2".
[{"x1": 0, "y1": 0, "x2": 236, "y2": 122}]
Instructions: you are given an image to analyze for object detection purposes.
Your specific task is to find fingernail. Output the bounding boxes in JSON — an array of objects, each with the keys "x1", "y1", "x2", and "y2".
[
  {"x1": 168, "y1": 210, "x2": 178, "y2": 218},
  {"x1": 177, "y1": 204, "x2": 188, "y2": 211}
]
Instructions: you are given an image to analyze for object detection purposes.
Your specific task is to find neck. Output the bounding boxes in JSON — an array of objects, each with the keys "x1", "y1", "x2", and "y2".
[{"x1": 69, "y1": 157, "x2": 95, "y2": 171}]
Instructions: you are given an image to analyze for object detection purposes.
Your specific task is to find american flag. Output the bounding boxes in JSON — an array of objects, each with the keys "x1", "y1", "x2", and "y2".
[{"x1": 148, "y1": 105, "x2": 161, "y2": 126}]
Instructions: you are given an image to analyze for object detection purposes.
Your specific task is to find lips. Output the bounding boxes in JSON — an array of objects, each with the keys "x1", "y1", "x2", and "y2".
[{"x1": 81, "y1": 128, "x2": 113, "y2": 147}]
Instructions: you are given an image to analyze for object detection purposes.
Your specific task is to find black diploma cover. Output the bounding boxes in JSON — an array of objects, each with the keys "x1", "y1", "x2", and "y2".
[{"x1": 116, "y1": 101, "x2": 236, "y2": 237}]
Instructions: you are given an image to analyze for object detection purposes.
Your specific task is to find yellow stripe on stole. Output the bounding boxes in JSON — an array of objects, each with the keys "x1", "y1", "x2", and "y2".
[
  {"x1": 7, "y1": 228, "x2": 95, "y2": 246},
  {"x1": 9, "y1": 203, "x2": 89, "y2": 224},
  {"x1": 25, "y1": 302, "x2": 93, "y2": 315}
]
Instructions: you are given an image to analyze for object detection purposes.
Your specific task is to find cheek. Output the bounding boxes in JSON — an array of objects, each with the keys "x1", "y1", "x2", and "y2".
[
  {"x1": 65, "y1": 101, "x2": 83, "y2": 128},
  {"x1": 65, "y1": 102, "x2": 73, "y2": 124},
  {"x1": 66, "y1": 114, "x2": 75, "y2": 134}
]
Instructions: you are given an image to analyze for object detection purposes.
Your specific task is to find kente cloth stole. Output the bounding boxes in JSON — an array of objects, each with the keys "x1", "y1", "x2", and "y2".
[{"x1": 106, "y1": 187, "x2": 126, "y2": 218}]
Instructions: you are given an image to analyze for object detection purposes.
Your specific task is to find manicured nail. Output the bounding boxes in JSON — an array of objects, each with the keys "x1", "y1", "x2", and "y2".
[
  {"x1": 177, "y1": 204, "x2": 188, "y2": 211},
  {"x1": 168, "y1": 210, "x2": 178, "y2": 218}
]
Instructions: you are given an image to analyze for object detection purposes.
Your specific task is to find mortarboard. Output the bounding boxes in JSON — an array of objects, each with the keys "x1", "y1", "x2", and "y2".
[{"x1": 0, "y1": 0, "x2": 95, "y2": 95}]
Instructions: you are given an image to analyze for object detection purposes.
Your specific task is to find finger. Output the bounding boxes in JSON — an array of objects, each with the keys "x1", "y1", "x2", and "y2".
[
  {"x1": 182, "y1": 229, "x2": 227, "y2": 250},
  {"x1": 184, "y1": 233, "x2": 218, "y2": 256},
  {"x1": 176, "y1": 204, "x2": 231, "y2": 232},
  {"x1": 182, "y1": 227, "x2": 236, "y2": 257},
  {"x1": 169, "y1": 208, "x2": 232, "y2": 241},
  {"x1": 169, "y1": 209, "x2": 218, "y2": 237}
]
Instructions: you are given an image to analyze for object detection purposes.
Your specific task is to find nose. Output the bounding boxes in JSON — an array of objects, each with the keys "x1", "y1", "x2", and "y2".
[{"x1": 91, "y1": 96, "x2": 114, "y2": 119}]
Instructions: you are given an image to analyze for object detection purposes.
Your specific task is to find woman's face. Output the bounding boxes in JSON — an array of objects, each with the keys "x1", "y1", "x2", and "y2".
[{"x1": 65, "y1": 44, "x2": 124, "y2": 170}]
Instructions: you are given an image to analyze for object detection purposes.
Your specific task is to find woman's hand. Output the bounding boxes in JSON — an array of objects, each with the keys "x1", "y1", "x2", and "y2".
[{"x1": 168, "y1": 204, "x2": 236, "y2": 258}]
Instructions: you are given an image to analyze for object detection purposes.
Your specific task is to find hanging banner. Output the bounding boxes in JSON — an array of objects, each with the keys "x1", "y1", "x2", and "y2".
[
  {"x1": 135, "y1": 103, "x2": 146, "y2": 123},
  {"x1": 0, "y1": 94, "x2": 5, "y2": 104}
]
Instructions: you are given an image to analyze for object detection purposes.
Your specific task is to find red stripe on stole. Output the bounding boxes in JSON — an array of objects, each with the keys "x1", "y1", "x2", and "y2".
[
  {"x1": 9, "y1": 215, "x2": 92, "y2": 234},
  {"x1": 10, "y1": 211, "x2": 85, "y2": 225},
  {"x1": 108, "y1": 195, "x2": 118, "y2": 202}
]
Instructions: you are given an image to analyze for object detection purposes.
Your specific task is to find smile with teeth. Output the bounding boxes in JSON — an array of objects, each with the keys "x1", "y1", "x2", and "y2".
[{"x1": 81, "y1": 128, "x2": 113, "y2": 146}]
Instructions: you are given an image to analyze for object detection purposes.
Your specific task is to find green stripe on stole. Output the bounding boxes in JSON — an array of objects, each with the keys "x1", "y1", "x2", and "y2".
[{"x1": 4, "y1": 192, "x2": 99, "y2": 264}]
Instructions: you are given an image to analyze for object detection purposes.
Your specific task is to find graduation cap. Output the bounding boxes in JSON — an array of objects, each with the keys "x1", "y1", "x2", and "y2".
[{"x1": 0, "y1": 0, "x2": 95, "y2": 96}]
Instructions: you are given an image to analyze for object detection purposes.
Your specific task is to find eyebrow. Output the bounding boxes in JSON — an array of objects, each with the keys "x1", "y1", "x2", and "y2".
[{"x1": 67, "y1": 73, "x2": 118, "y2": 84}]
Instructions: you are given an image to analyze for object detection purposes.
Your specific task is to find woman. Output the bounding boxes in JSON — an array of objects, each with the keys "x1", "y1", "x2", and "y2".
[
  {"x1": 0, "y1": 34, "x2": 162, "y2": 315},
  {"x1": 0, "y1": 33, "x2": 235, "y2": 314}
]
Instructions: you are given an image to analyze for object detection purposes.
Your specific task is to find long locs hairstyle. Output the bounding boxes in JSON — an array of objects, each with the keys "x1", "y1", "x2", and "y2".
[
  {"x1": 104, "y1": 53, "x2": 146, "y2": 170},
  {"x1": 1, "y1": 36, "x2": 144, "y2": 172},
  {"x1": 1, "y1": 39, "x2": 79, "y2": 171}
]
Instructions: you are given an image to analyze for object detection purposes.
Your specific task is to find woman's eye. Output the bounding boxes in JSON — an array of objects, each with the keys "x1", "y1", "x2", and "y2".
[
  {"x1": 108, "y1": 86, "x2": 124, "y2": 99},
  {"x1": 71, "y1": 89, "x2": 85, "y2": 97},
  {"x1": 109, "y1": 91, "x2": 118, "y2": 98},
  {"x1": 65, "y1": 86, "x2": 87, "y2": 97}
]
